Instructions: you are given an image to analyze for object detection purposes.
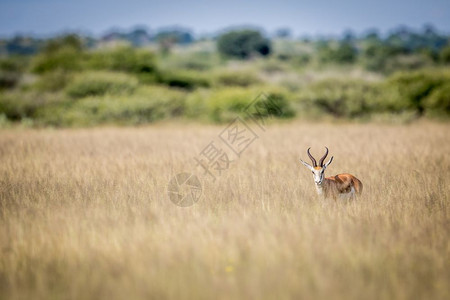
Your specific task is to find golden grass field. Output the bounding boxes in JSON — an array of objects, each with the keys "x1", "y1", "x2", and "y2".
[{"x1": 0, "y1": 121, "x2": 449, "y2": 300}]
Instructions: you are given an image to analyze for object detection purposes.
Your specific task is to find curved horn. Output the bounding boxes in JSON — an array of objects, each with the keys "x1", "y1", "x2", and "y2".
[
  {"x1": 319, "y1": 147, "x2": 329, "y2": 167},
  {"x1": 307, "y1": 148, "x2": 317, "y2": 167}
]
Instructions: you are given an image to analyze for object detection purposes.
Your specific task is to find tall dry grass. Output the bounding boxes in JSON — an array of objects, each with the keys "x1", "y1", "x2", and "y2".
[{"x1": 0, "y1": 121, "x2": 449, "y2": 300}]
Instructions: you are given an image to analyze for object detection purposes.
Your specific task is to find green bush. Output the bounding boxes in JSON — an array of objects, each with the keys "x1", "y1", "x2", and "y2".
[
  {"x1": 294, "y1": 71, "x2": 450, "y2": 119},
  {"x1": 0, "y1": 90, "x2": 67, "y2": 121},
  {"x1": 38, "y1": 85, "x2": 186, "y2": 126},
  {"x1": 160, "y1": 52, "x2": 218, "y2": 71},
  {"x1": 381, "y1": 54, "x2": 433, "y2": 74},
  {"x1": 246, "y1": 90, "x2": 295, "y2": 119},
  {"x1": 296, "y1": 79, "x2": 387, "y2": 118},
  {"x1": 32, "y1": 70, "x2": 72, "y2": 92},
  {"x1": 386, "y1": 69, "x2": 450, "y2": 115},
  {"x1": 65, "y1": 72, "x2": 138, "y2": 98},
  {"x1": 440, "y1": 46, "x2": 450, "y2": 64},
  {"x1": 0, "y1": 56, "x2": 28, "y2": 73},
  {"x1": 186, "y1": 87, "x2": 253, "y2": 122},
  {"x1": 89, "y1": 46, "x2": 156, "y2": 74},
  {"x1": 214, "y1": 71, "x2": 261, "y2": 87},
  {"x1": 30, "y1": 34, "x2": 85, "y2": 74},
  {"x1": 217, "y1": 30, "x2": 271, "y2": 59},
  {"x1": 317, "y1": 42, "x2": 356, "y2": 64},
  {"x1": 31, "y1": 47, "x2": 85, "y2": 74},
  {"x1": 423, "y1": 82, "x2": 450, "y2": 116},
  {"x1": 156, "y1": 70, "x2": 210, "y2": 90},
  {"x1": 0, "y1": 56, "x2": 28, "y2": 89},
  {"x1": 186, "y1": 87, "x2": 294, "y2": 122},
  {"x1": 0, "y1": 71, "x2": 21, "y2": 90}
]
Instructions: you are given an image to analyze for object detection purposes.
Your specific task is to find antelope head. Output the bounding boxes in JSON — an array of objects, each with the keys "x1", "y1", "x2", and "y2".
[{"x1": 300, "y1": 147, "x2": 334, "y2": 185}]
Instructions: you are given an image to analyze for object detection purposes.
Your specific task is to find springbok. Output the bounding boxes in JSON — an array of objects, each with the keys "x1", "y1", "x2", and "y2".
[{"x1": 300, "y1": 147, "x2": 363, "y2": 200}]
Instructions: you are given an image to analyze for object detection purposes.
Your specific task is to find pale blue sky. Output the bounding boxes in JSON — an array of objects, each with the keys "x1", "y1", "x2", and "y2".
[{"x1": 0, "y1": 0, "x2": 449, "y2": 37}]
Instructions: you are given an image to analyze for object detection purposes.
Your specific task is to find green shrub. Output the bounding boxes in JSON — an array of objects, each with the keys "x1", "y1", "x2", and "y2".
[
  {"x1": 296, "y1": 79, "x2": 387, "y2": 118},
  {"x1": 160, "y1": 52, "x2": 218, "y2": 71},
  {"x1": 39, "y1": 85, "x2": 186, "y2": 126},
  {"x1": 0, "y1": 90, "x2": 67, "y2": 121},
  {"x1": 381, "y1": 54, "x2": 433, "y2": 74},
  {"x1": 440, "y1": 46, "x2": 450, "y2": 64},
  {"x1": 423, "y1": 82, "x2": 450, "y2": 116},
  {"x1": 217, "y1": 30, "x2": 271, "y2": 59},
  {"x1": 89, "y1": 46, "x2": 156, "y2": 74},
  {"x1": 294, "y1": 71, "x2": 450, "y2": 119},
  {"x1": 32, "y1": 70, "x2": 72, "y2": 92},
  {"x1": 214, "y1": 71, "x2": 261, "y2": 87},
  {"x1": 186, "y1": 87, "x2": 294, "y2": 122},
  {"x1": 317, "y1": 42, "x2": 356, "y2": 64},
  {"x1": 206, "y1": 88, "x2": 254, "y2": 122},
  {"x1": 386, "y1": 69, "x2": 450, "y2": 115},
  {"x1": 156, "y1": 70, "x2": 210, "y2": 90},
  {"x1": 31, "y1": 47, "x2": 85, "y2": 74},
  {"x1": 0, "y1": 56, "x2": 28, "y2": 73},
  {"x1": 0, "y1": 71, "x2": 21, "y2": 90},
  {"x1": 246, "y1": 90, "x2": 295, "y2": 120},
  {"x1": 0, "y1": 56, "x2": 28, "y2": 89},
  {"x1": 65, "y1": 72, "x2": 138, "y2": 98}
]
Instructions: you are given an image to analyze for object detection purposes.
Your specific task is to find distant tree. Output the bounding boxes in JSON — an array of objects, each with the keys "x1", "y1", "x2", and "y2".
[
  {"x1": 342, "y1": 30, "x2": 355, "y2": 42},
  {"x1": 155, "y1": 29, "x2": 193, "y2": 54},
  {"x1": 217, "y1": 30, "x2": 271, "y2": 59},
  {"x1": 317, "y1": 41, "x2": 356, "y2": 64},
  {"x1": 274, "y1": 28, "x2": 292, "y2": 39},
  {"x1": 423, "y1": 23, "x2": 437, "y2": 36},
  {"x1": 128, "y1": 28, "x2": 151, "y2": 47},
  {"x1": 316, "y1": 41, "x2": 334, "y2": 63},
  {"x1": 89, "y1": 46, "x2": 156, "y2": 74},
  {"x1": 5, "y1": 36, "x2": 43, "y2": 55},
  {"x1": 43, "y1": 34, "x2": 83, "y2": 53},
  {"x1": 363, "y1": 29, "x2": 380, "y2": 41},
  {"x1": 31, "y1": 34, "x2": 85, "y2": 73},
  {"x1": 155, "y1": 29, "x2": 193, "y2": 45},
  {"x1": 333, "y1": 42, "x2": 357, "y2": 63}
]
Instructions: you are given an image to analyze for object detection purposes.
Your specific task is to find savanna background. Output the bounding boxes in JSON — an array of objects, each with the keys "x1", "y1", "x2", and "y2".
[{"x1": 0, "y1": 1, "x2": 449, "y2": 299}]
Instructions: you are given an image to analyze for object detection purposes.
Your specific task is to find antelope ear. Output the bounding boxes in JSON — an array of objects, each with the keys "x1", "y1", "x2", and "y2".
[
  {"x1": 323, "y1": 156, "x2": 334, "y2": 169},
  {"x1": 300, "y1": 159, "x2": 314, "y2": 171}
]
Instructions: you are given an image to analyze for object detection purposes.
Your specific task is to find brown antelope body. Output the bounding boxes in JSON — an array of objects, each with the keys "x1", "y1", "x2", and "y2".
[{"x1": 300, "y1": 148, "x2": 363, "y2": 200}]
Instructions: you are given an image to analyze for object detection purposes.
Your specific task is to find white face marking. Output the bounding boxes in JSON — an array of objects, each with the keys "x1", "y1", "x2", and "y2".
[{"x1": 312, "y1": 168, "x2": 325, "y2": 185}]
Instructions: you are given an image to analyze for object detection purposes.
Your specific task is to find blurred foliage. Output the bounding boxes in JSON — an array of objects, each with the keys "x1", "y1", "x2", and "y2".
[
  {"x1": 386, "y1": 69, "x2": 450, "y2": 116},
  {"x1": 155, "y1": 70, "x2": 210, "y2": 90},
  {"x1": 317, "y1": 41, "x2": 357, "y2": 64},
  {"x1": 1, "y1": 26, "x2": 450, "y2": 126},
  {"x1": 31, "y1": 46, "x2": 84, "y2": 73},
  {"x1": 424, "y1": 82, "x2": 450, "y2": 117},
  {"x1": 31, "y1": 35, "x2": 85, "y2": 73},
  {"x1": 186, "y1": 87, "x2": 294, "y2": 122},
  {"x1": 296, "y1": 79, "x2": 385, "y2": 118},
  {"x1": 293, "y1": 69, "x2": 450, "y2": 119},
  {"x1": 217, "y1": 30, "x2": 271, "y2": 59},
  {"x1": 440, "y1": 46, "x2": 450, "y2": 64},
  {"x1": 0, "y1": 56, "x2": 30, "y2": 90},
  {"x1": 66, "y1": 72, "x2": 138, "y2": 98},
  {"x1": 32, "y1": 70, "x2": 72, "y2": 92},
  {"x1": 37, "y1": 86, "x2": 186, "y2": 126},
  {"x1": 214, "y1": 71, "x2": 261, "y2": 87},
  {"x1": 88, "y1": 46, "x2": 156, "y2": 74},
  {"x1": 0, "y1": 90, "x2": 67, "y2": 121},
  {"x1": 0, "y1": 71, "x2": 21, "y2": 90}
]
